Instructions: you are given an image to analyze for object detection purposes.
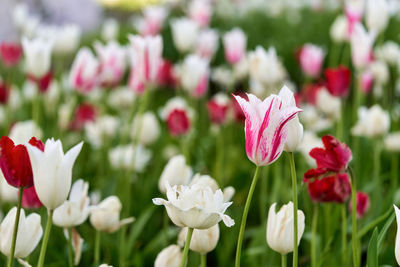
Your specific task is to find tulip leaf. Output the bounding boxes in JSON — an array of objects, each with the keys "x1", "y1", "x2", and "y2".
[
  {"x1": 126, "y1": 205, "x2": 156, "y2": 253},
  {"x1": 367, "y1": 227, "x2": 379, "y2": 267},
  {"x1": 377, "y1": 212, "x2": 395, "y2": 251}
]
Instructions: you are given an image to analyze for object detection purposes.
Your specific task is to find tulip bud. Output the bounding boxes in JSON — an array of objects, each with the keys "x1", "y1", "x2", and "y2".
[
  {"x1": 178, "y1": 224, "x2": 219, "y2": 254},
  {"x1": 9, "y1": 120, "x2": 42, "y2": 145},
  {"x1": 160, "y1": 97, "x2": 194, "y2": 137},
  {"x1": 266, "y1": 202, "x2": 305, "y2": 255},
  {"x1": 155, "y1": 245, "x2": 182, "y2": 267},
  {"x1": 101, "y1": 18, "x2": 119, "y2": 41},
  {"x1": 134, "y1": 6, "x2": 167, "y2": 36},
  {"x1": 188, "y1": 0, "x2": 212, "y2": 27},
  {"x1": 384, "y1": 132, "x2": 400, "y2": 152},
  {"x1": 0, "y1": 175, "x2": 18, "y2": 203},
  {"x1": 0, "y1": 207, "x2": 43, "y2": 258},
  {"x1": 366, "y1": 0, "x2": 389, "y2": 34},
  {"x1": 95, "y1": 41, "x2": 126, "y2": 87},
  {"x1": 22, "y1": 37, "x2": 53, "y2": 79},
  {"x1": 158, "y1": 155, "x2": 192, "y2": 193},
  {"x1": 131, "y1": 112, "x2": 161, "y2": 146},
  {"x1": 298, "y1": 44, "x2": 325, "y2": 78},
  {"x1": 85, "y1": 115, "x2": 119, "y2": 149},
  {"x1": 207, "y1": 93, "x2": 230, "y2": 125},
  {"x1": 0, "y1": 42, "x2": 23, "y2": 67},
  {"x1": 223, "y1": 28, "x2": 247, "y2": 65},
  {"x1": 351, "y1": 105, "x2": 390, "y2": 138},
  {"x1": 177, "y1": 54, "x2": 209, "y2": 98},
  {"x1": 90, "y1": 196, "x2": 134, "y2": 233},
  {"x1": 27, "y1": 139, "x2": 83, "y2": 210},
  {"x1": 349, "y1": 192, "x2": 370, "y2": 218},
  {"x1": 108, "y1": 144, "x2": 151, "y2": 172},
  {"x1": 170, "y1": 18, "x2": 199, "y2": 53},
  {"x1": 330, "y1": 15, "x2": 348, "y2": 43},
  {"x1": 350, "y1": 23, "x2": 374, "y2": 70},
  {"x1": 69, "y1": 48, "x2": 99, "y2": 94},
  {"x1": 196, "y1": 29, "x2": 219, "y2": 60}
]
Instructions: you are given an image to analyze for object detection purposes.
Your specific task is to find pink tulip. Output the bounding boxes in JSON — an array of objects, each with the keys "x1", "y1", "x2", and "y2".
[
  {"x1": 95, "y1": 41, "x2": 126, "y2": 87},
  {"x1": 345, "y1": 0, "x2": 364, "y2": 37},
  {"x1": 189, "y1": 0, "x2": 212, "y2": 27},
  {"x1": 223, "y1": 28, "x2": 247, "y2": 64},
  {"x1": 136, "y1": 6, "x2": 167, "y2": 36},
  {"x1": 360, "y1": 70, "x2": 373, "y2": 93},
  {"x1": 298, "y1": 44, "x2": 325, "y2": 78},
  {"x1": 349, "y1": 191, "x2": 370, "y2": 218},
  {"x1": 128, "y1": 35, "x2": 163, "y2": 94},
  {"x1": 233, "y1": 86, "x2": 302, "y2": 166},
  {"x1": 69, "y1": 48, "x2": 99, "y2": 93}
]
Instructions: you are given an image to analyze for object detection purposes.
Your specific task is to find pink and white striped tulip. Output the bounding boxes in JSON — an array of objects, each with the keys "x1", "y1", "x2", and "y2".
[
  {"x1": 135, "y1": 6, "x2": 168, "y2": 36},
  {"x1": 94, "y1": 41, "x2": 126, "y2": 87},
  {"x1": 223, "y1": 28, "x2": 247, "y2": 65},
  {"x1": 233, "y1": 86, "x2": 302, "y2": 166},
  {"x1": 350, "y1": 23, "x2": 375, "y2": 69},
  {"x1": 298, "y1": 44, "x2": 325, "y2": 78},
  {"x1": 345, "y1": 0, "x2": 364, "y2": 37},
  {"x1": 128, "y1": 35, "x2": 163, "y2": 94},
  {"x1": 177, "y1": 54, "x2": 209, "y2": 98},
  {"x1": 69, "y1": 48, "x2": 99, "y2": 93},
  {"x1": 196, "y1": 29, "x2": 219, "y2": 60},
  {"x1": 188, "y1": 0, "x2": 212, "y2": 27}
]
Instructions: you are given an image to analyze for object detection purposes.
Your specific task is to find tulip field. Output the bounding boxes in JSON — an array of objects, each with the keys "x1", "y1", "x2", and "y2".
[{"x1": 1, "y1": 0, "x2": 400, "y2": 266}]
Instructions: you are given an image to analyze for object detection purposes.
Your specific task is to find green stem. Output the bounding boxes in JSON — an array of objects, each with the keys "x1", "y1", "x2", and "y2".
[
  {"x1": 37, "y1": 209, "x2": 53, "y2": 267},
  {"x1": 67, "y1": 228, "x2": 73, "y2": 267},
  {"x1": 200, "y1": 253, "x2": 207, "y2": 267},
  {"x1": 235, "y1": 165, "x2": 261, "y2": 267},
  {"x1": 391, "y1": 153, "x2": 399, "y2": 191},
  {"x1": 288, "y1": 152, "x2": 298, "y2": 267},
  {"x1": 94, "y1": 230, "x2": 100, "y2": 265},
  {"x1": 180, "y1": 228, "x2": 194, "y2": 267},
  {"x1": 7, "y1": 187, "x2": 23, "y2": 267},
  {"x1": 349, "y1": 167, "x2": 358, "y2": 267},
  {"x1": 341, "y1": 204, "x2": 347, "y2": 265},
  {"x1": 281, "y1": 254, "x2": 287, "y2": 267},
  {"x1": 357, "y1": 206, "x2": 392, "y2": 239},
  {"x1": 311, "y1": 204, "x2": 318, "y2": 267}
]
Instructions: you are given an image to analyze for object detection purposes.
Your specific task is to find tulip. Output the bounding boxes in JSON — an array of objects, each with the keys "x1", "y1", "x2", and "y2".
[
  {"x1": 211, "y1": 67, "x2": 234, "y2": 88},
  {"x1": 153, "y1": 183, "x2": 234, "y2": 229},
  {"x1": 330, "y1": 15, "x2": 348, "y2": 43},
  {"x1": 90, "y1": 196, "x2": 134, "y2": 233},
  {"x1": 207, "y1": 93, "x2": 230, "y2": 125},
  {"x1": 0, "y1": 175, "x2": 18, "y2": 203},
  {"x1": 304, "y1": 173, "x2": 352, "y2": 203},
  {"x1": 0, "y1": 81, "x2": 9, "y2": 104},
  {"x1": 0, "y1": 207, "x2": 42, "y2": 258},
  {"x1": 160, "y1": 97, "x2": 193, "y2": 136},
  {"x1": 375, "y1": 41, "x2": 400, "y2": 66},
  {"x1": 345, "y1": 0, "x2": 364, "y2": 36},
  {"x1": 297, "y1": 131, "x2": 323, "y2": 167},
  {"x1": 298, "y1": 44, "x2": 325, "y2": 78},
  {"x1": 22, "y1": 186, "x2": 42, "y2": 209},
  {"x1": 85, "y1": 115, "x2": 119, "y2": 149},
  {"x1": 324, "y1": 66, "x2": 351, "y2": 97},
  {"x1": 53, "y1": 179, "x2": 90, "y2": 228},
  {"x1": 360, "y1": 70, "x2": 374, "y2": 93},
  {"x1": 223, "y1": 28, "x2": 247, "y2": 64},
  {"x1": 369, "y1": 60, "x2": 389, "y2": 86},
  {"x1": 188, "y1": 0, "x2": 212, "y2": 27},
  {"x1": 0, "y1": 42, "x2": 23, "y2": 67},
  {"x1": 351, "y1": 105, "x2": 390, "y2": 138},
  {"x1": 50, "y1": 24, "x2": 81, "y2": 55},
  {"x1": 21, "y1": 37, "x2": 53, "y2": 79},
  {"x1": 266, "y1": 202, "x2": 305, "y2": 255},
  {"x1": 233, "y1": 86, "x2": 302, "y2": 166},
  {"x1": 394, "y1": 204, "x2": 400, "y2": 265},
  {"x1": 366, "y1": 0, "x2": 389, "y2": 34},
  {"x1": 9, "y1": 120, "x2": 42, "y2": 145},
  {"x1": 156, "y1": 59, "x2": 177, "y2": 88},
  {"x1": 95, "y1": 41, "x2": 126, "y2": 87},
  {"x1": 101, "y1": 18, "x2": 119, "y2": 41},
  {"x1": 135, "y1": 5, "x2": 167, "y2": 36},
  {"x1": 27, "y1": 139, "x2": 83, "y2": 210},
  {"x1": 131, "y1": 112, "x2": 160, "y2": 145},
  {"x1": 315, "y1": 88, "x2": 342, "y2": 120},
  {"x1": 170, "y1": 18, "x2": 199, "y2": 53},
  {"x1": 177, "y1": 54, "x2": 209, "y2": 98},
  {"x1": 70, "y1": 103, "x2": 97, "y2": 131},
  {"x1": 155, "y1": 245, "x2": 182, "y2": 267},
  {"x1": 158, "y1": 155, "x2": 192, "y2": 194},
  {"x1": 128, "y1": 35, "x2": 163, "y2": 94},
  {"x1": 196, "y1": 29, "x2": 219, "y2": 59},
  {"x1": 350, "y1": 23, "x2": 374, "y2": 69},
  {"x1": 384, "y1": 132, "x2": 400, "y2": 152},
  {"x1": 190, "y1": 174, "x2": 235, "y2": 202},
  {"x1": 108, "y1": 144, "x2": 151, "y2": 172},
  {"x1": 178, "y1": 224, "x2": 219, "y2": 254},
  {"x1": 107, "y1": 87, "x2": 136, "y2": 110},
  {"x1": 349, "y1": 192, "x2": 370, "y2": 218},
  {"x1": 69, "y1": 48, "x2": 99, "y2": 94},
  {"x1": 0, "y1": 136, "x2": 44, "y2": 188}
]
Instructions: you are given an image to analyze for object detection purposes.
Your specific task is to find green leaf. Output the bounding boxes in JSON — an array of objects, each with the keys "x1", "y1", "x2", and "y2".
[
  {"x1": 377, "y1": 212, "x2": 395, "y2": 251},
  {"x1": 367, "y1": 227, "x2": 379, "y2": 267},
  {"x1": 126, "y1": 205, "x2": 156, "y2": 254}
]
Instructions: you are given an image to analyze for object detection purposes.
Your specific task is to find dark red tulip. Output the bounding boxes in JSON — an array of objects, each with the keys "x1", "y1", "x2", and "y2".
[
  {"x1": 0, "y1": 136, "x2": 44, "y2": 188},
  {"x1": 166, "y1": 109, "x2": 191, "y2": 136},
  {"x1": 22, "y1": 185, "x2": 43, "y2": 209},
  {"x1": 232, "y1": 92, "x2": 247, "y2": 123},
  {"x1": 305, "y1": 173, "x2": 351, "y2": 203},
  {"x1": 0, "y1": 81, "x2": 9, "y2": 104},
  {"x1": 302, "y1": 83, "x2": 324, "y2": 105},
  {"x1": 349, "y1": 191, "x2": 370, "y2": 218},
  {"x1": 157, "y1": 60, "x2": 177, "y2": 88},
  {"x1": 28, "y1": 72, "x2": 53, "y2": 93},
  {"x1": 70, "y1": 103, "x2": 97, "y2": 131},
  {"x1": 309, "y1": 135, "x2": 352, "y2": 172},
  {"x1": 0, "y1": 42, "x2": 23, "y2": 67},
  {"x1": 207, "y1": 99, "x2": 229, "y2": 125},
  {"x1": 324, "y1": 66, "x2": 351, "y2": 97}
]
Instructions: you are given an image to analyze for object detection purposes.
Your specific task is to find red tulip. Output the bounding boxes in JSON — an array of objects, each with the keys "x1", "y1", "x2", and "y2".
[
  {"x1": 349, "y1": 191, "x2": 370, "y2": 218},
  {"x1": 324, "y1": 66, "x2": 351, "y2": 97},
  {"x1": 232, "y1": 92, "x2": 247, "y2": 123},
  {"x1": 302, "y1": 83, "x2": 324, "y2": 105},
  {"x1": 305, "y1": 173, "x2": 351, "y2": 203},
  {"x1": 207, "y1": 95, "x2": 229, "y2": 125},
  {"x1": 0, "y1": 42, "x2": 23, "y2": 67},
  {"x1": 22, "y1": 185, "x2": 43, "y2": 209},
  {"x1": 27, "y1": 72, "x2": 53, "y2": 93},
  {"x1": 70, "y1": 103, "x2": 97, "y2": 131},
  {"x1": 309, "y1": 135, "x2": 352, "y2": 172},
  {"x1": 0, "y1": 136, "x2": 44, "y2": 188},
  {"x1": 157, "y1": 60, "x2": 177, "y2": 88},
  {"x1": 166, "y1": 109, "x2": 191, "y2": 136},
  {"x1": 0, "y1": 82, "x2": 10, "y2": 104}
]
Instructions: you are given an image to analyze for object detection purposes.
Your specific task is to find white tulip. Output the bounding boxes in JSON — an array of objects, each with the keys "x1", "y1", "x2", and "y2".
[
  {"x1": 178, "y1": 224, "x2": 219, "y2": 254},
  {"x1": 266, "y1": 202, "x2": 305, "y2": 255},
  {"x1": 27, "y1": 139, "x2": 83, "y2": 210},
  {"x1": 190, "y1": 174, "x2": 235, "y2": 202},
  {"x1": 369, "y1": 60, "x2": 389, "y2": 85},
  {"x1": 366, "y1": 0, "x2": 389, "y2": 34},
  {"x1": 211, "y1": 67, "x2": 234, "y2": 88},
  {"x1": 131, "y1": 112, "x2": 160, "y2": 145},
  {"x1": 107, "y1": 87, "x2": 136, "y2": 110},
  {"x1": 85, "y1": 116, "x2": 119, "y2": 149},
  {"x1": 158, "y1": 155, "x2": 192, "y2": 193},
  {"x1": 300, "y1": 105, "x2": 334, "y2": 132},
  {"x1": 101, "y1": 18, "x2": 119, "y2": 41},
  {"x1": 375, "y1": 41, "x2": 400, "y2": 66},
  {"x1": 384, "y1": 132, "x2": 400, "y2": 152},
  {"x1": 170, "y1": 18, "x2": 199, "y2": 53},
  {"x1": 155, "y1": 245, "x2": 182, "y2": 267},
  {"x1": 196, "y1": 29, "x2": 219, "y2": 60},
  {"x1": 315, "y1": 88, "x2": 342, "y2": 120},
  {"x1": 153, "y1": 183, "x2": 234, "y2": 229},
  {"x1": 9, "y1": 120, "x2": 42, "y2": 145},
  {"x1": 298, "y1": 131, "x2": 323, "y2": 167},
  {"x1": 22, "y1": 37, "x2": 53, "y2": 78},
  {"x1": 90, "y1": 196, "x2": 134, "y2": 233},
  {"x1": 394, "y1": 204, "x2": 400, "y2": 265},
  {"x1": 0, "y1": 175, "x2": 18, "y2": 203},
  {"x1": 108, "y1": 144, "x2": 151, "y2": 172},
  {"x1": 177, "y1": 54, "x2": 209, "y2": 98},
  {"x1": 352, "y1": 105, "x2": 390, "y2": 137},
  {"x1": 37, "y1": 24, "x2": 81, "y2": 55},
  {"x1": 99, "y1": 264, "x2": 113, "y2": 267},
  {"x1": 0, "y1": 208, "x2": 42, "y2": 258},
  {"x1": 53, "y1": 179, "x2": 91, "y2": 228},
  {"x1": 350, "y1": 23, "x2": 375, "y2": 69},
  {"x1": 223, "y1": 28, "x2": 247, "y2": 64},
  {"x1": 330, "y1": 15, "x2": 348, "y2": 43}
]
